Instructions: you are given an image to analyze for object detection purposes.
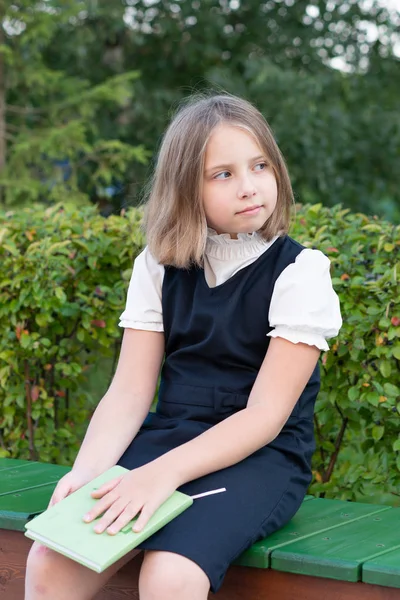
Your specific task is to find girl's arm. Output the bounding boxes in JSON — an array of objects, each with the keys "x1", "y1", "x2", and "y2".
[
  {"x1": 72, "y1": 328, "x2": 164, "y2": 476},
  {"x1": 84, "y1": 337, "x2": 319, "y2": 533},
  {"x1": 160, "y1": 337, "x2": 319, "y2": 484}
]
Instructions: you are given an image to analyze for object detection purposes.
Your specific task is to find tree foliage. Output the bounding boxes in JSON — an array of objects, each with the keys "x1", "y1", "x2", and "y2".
[
  {"x1": 1, "y1": 1, "x2": 399, "y2": 216},
  {"x1": 26, "y1": 0, "x2": 399, "y2": 218},
  {"x1": 0, "y1": 1, "x2": 148, "y2": 208}
]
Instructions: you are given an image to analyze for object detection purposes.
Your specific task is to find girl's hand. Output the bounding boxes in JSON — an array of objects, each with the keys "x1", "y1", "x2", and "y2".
[
  {"x1": 49, "y1": 468, "x2": 98, "y2": 507},
  {"x1": 83, "y1": 461, "x2": 178, "y2": 535}
]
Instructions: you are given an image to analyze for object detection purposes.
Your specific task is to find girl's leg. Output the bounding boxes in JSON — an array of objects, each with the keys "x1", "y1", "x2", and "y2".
[
  {"x1": 139, "y1": 550, "x2": 210, "y2": 600},
  {"x1": 25, "y1": 541, "x2": 140, "y2": 600}
]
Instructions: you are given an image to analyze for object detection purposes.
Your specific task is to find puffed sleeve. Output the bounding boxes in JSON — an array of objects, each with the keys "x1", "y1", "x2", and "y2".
[
  {"x1": 267, "y1": 248, "x2": 342, "y2": 351},
  {"x1": 118, "y1": 246, "x2": 165, "y2": 332}
]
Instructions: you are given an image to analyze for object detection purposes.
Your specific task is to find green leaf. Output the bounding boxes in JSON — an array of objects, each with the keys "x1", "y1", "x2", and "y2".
[
  {"x1": 353, "y1": 338, "x2": 365, "y2": 350},
  {"x1": 20, "y1": 333, "x2": 30, "y2": 349},
  {"x1": 384, "y1": 383, "x2": 400, "y2": 398},
  {"x1": 366, "y1": 392, "x2": 380, "y2": 407},
  {"x1": 348, "y1": 386, "x2": 359, "y2": 402},
  {"x1": 0, "y1": 365, "x2": 10, "y2": 382},
  {"x1": 55, "y1": 287, "x2": 67, "y2": 303},
  {"x1": 35, "y1": 314, "x2": 49, "y2": 327},
  {"x1": 366, "y1": 306, "x2": 383, "y2": 316},
  {"x1": 379, "y1": 361, "x2": 392, "y2": 378},
  {"x1": 88, "y1": 256, "x2": 97, "y2": 269},
  {"x1": 393, "y1": 439, "x2": 400, "y2": 452},
  {"x1": 362, "y1": 224, "x2": 382, "y2": 233},
  {"x1": 57, "y1": 428, "x2": 73, "y2": 439},
  {"x1": 372, "y1": 425, "x2": 384, "y2": 441}
]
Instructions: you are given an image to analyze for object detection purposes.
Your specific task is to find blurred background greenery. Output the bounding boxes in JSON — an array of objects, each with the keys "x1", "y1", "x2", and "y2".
[
  {"x1": 1, "y1": 1, "x2": 400, "y2": 503},
  {"x1": 1, "y1": 0, "x2": 399, "y2": 219}
]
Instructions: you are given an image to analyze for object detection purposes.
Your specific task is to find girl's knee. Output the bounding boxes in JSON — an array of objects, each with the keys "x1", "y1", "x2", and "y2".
[
  {"x1": 139, "y1": 551, "x2": 210, "y2": 600},
  {"x1": 25, "y1": 543, "x2": 62, "y2": 598},
  {"x1": 27, "y1": 542, "x2": 56, "y2": 576}
]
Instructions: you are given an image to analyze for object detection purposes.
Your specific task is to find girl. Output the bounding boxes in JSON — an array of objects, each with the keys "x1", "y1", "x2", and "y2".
[{"x1": 25, "y1": 94, "x2": 342, "y2": 600}]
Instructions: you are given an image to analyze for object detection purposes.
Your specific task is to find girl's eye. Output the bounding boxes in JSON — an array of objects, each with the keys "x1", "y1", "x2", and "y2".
[
  {"x1": 214, "y1": 171, "x2": 231, "y2": 180},
  {"x1": 254, "y1": 162, "x2": 267, "y2": 171}
]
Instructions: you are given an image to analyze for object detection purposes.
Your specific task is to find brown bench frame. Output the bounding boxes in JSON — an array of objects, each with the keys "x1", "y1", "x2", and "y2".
[{"x1": 2, "y1": 529, "x2": 399, "y2": 600}]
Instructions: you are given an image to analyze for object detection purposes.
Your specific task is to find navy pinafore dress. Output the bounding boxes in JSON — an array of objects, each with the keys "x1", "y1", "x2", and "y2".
[{"x1": 118, "y1": 235, "x2": 319, "y2": 592}]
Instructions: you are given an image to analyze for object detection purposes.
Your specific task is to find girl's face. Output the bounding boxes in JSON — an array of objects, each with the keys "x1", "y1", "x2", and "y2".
[{"x1": 202, "y1": 124, "x2": 278, "y2": 238}]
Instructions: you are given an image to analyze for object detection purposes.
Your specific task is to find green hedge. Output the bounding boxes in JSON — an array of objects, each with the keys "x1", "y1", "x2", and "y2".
[
  {"x1": 291, "y1": 205, "x2": 400, "y2": 503},
  {"x1": 0, "y1": 204, "x2": 144, "y2": 464},
  {"x1": 1, "y1": 203, "x2": 399, "y2": 503}
]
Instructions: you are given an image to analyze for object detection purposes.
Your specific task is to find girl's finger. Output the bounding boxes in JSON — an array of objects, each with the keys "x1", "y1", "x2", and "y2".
[
  {"x1": 92, "y1": 499, "x2": 130, "y2": 534},
  {"x1": 132, "y1": 502, "x2": 156, "y2": 533},
  {"x1": 91, "y1": 475, "x2": 124, "y2": 498},
  {"x1": 49, "y1": 481, "x2": 71, "y2": 507},
  {"x1": 106, "y1": 502, "x2": 142, "y2": 535},
  {"x1": 83, "y1": 490, "x2": 119, "y2": 523}
]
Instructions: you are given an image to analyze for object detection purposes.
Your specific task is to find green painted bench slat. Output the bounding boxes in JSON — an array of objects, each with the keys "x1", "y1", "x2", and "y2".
[
  {"x1": 0, "y1": 483, "x2": 72, "y2": 531},
  {"x1": 362, "y1": 547, "x2": 400, "y2": 589},
  {"x1": 3, "y1": 458, "x2": 400, "y2": 590},
  {"x1": 270, "y1": 508, "x2": 400, "y2": 582},
  {"x1": 0, "y1": 462, "x2": 70, "y2": 496},
  {"x1": 235, "y1": 498, "x2": 391, "y2": 568},
  {"x1": 0, "y1": 458, "x2": 32, "y2": 471}
]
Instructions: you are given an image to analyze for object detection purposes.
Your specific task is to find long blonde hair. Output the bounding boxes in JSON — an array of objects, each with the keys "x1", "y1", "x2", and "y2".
[{"x1": 144, "y1": 93, "x2": 293, "y2": 268}]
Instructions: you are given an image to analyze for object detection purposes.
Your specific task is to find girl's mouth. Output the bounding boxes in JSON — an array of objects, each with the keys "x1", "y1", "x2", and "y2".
[{"x1": 237, "y1": 205, "x2": 262, "y2": 215}]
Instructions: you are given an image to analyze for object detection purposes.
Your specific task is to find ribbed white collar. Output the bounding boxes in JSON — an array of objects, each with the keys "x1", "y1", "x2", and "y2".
[{"x1": 205, "y1": 227, "x2": 278, "y2": 261}]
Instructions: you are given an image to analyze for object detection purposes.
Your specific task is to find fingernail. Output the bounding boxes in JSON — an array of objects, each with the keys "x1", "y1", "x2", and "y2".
[
  {"x1": 83, "y1": 514, "x2": 91, "y2": 522},
  {"x1": 108, "y1": 527, "x2": 116, "y2": 535}
]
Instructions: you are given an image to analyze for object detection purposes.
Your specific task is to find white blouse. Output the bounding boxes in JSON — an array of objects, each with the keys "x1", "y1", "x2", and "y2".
[{"x1": 119, "y1": 230, "x2": 342, "y2": 351}]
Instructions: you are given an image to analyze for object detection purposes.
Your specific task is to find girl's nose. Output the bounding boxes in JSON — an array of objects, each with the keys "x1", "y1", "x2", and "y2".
[{"x1": 237, "y1": 180, "x2": 257, "y2": 199}]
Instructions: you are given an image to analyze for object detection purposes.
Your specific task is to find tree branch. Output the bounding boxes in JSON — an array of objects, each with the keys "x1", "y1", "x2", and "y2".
[
  {"x1": 6, "y1": 103, "x2": 44, "y2": 115},
  {"x1": 323, "y1": 416, "x2": 348, "y2": 483},
  {"x1": 313, "y1": 414, "x2": 326, "y2": 464},
  {"x1": 0, "y1": 428, "x2": 7, "y2": 452},
  {"x1": 6, "y1": 122, "x2": 27, "y2": 132}
]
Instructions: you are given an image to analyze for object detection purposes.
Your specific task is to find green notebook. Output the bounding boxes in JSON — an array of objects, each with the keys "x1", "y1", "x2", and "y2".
[{"x1": 24, "y1": 465, "x2": 193, "y2": 573}]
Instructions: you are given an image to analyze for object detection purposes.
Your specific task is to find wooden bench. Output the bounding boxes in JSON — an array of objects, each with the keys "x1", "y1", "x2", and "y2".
[{"x1": 1, "y1": 458, "x2": 400, "y2": 599}]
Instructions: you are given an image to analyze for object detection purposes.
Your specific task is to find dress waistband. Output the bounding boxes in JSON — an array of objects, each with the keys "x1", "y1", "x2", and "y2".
[{"x1": 158, "y1": 380, "x2": 249, "y2": 415}]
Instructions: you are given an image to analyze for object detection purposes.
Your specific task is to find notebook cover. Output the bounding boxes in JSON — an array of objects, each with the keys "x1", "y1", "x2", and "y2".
[{"x1": 24, "y1": 465, "x2": 193, "y2": 572}]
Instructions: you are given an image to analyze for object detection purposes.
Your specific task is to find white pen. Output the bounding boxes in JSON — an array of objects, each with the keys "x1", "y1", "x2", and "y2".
[{"x1": 190, "y1": 487, "x2": 226, "y2": 500}]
